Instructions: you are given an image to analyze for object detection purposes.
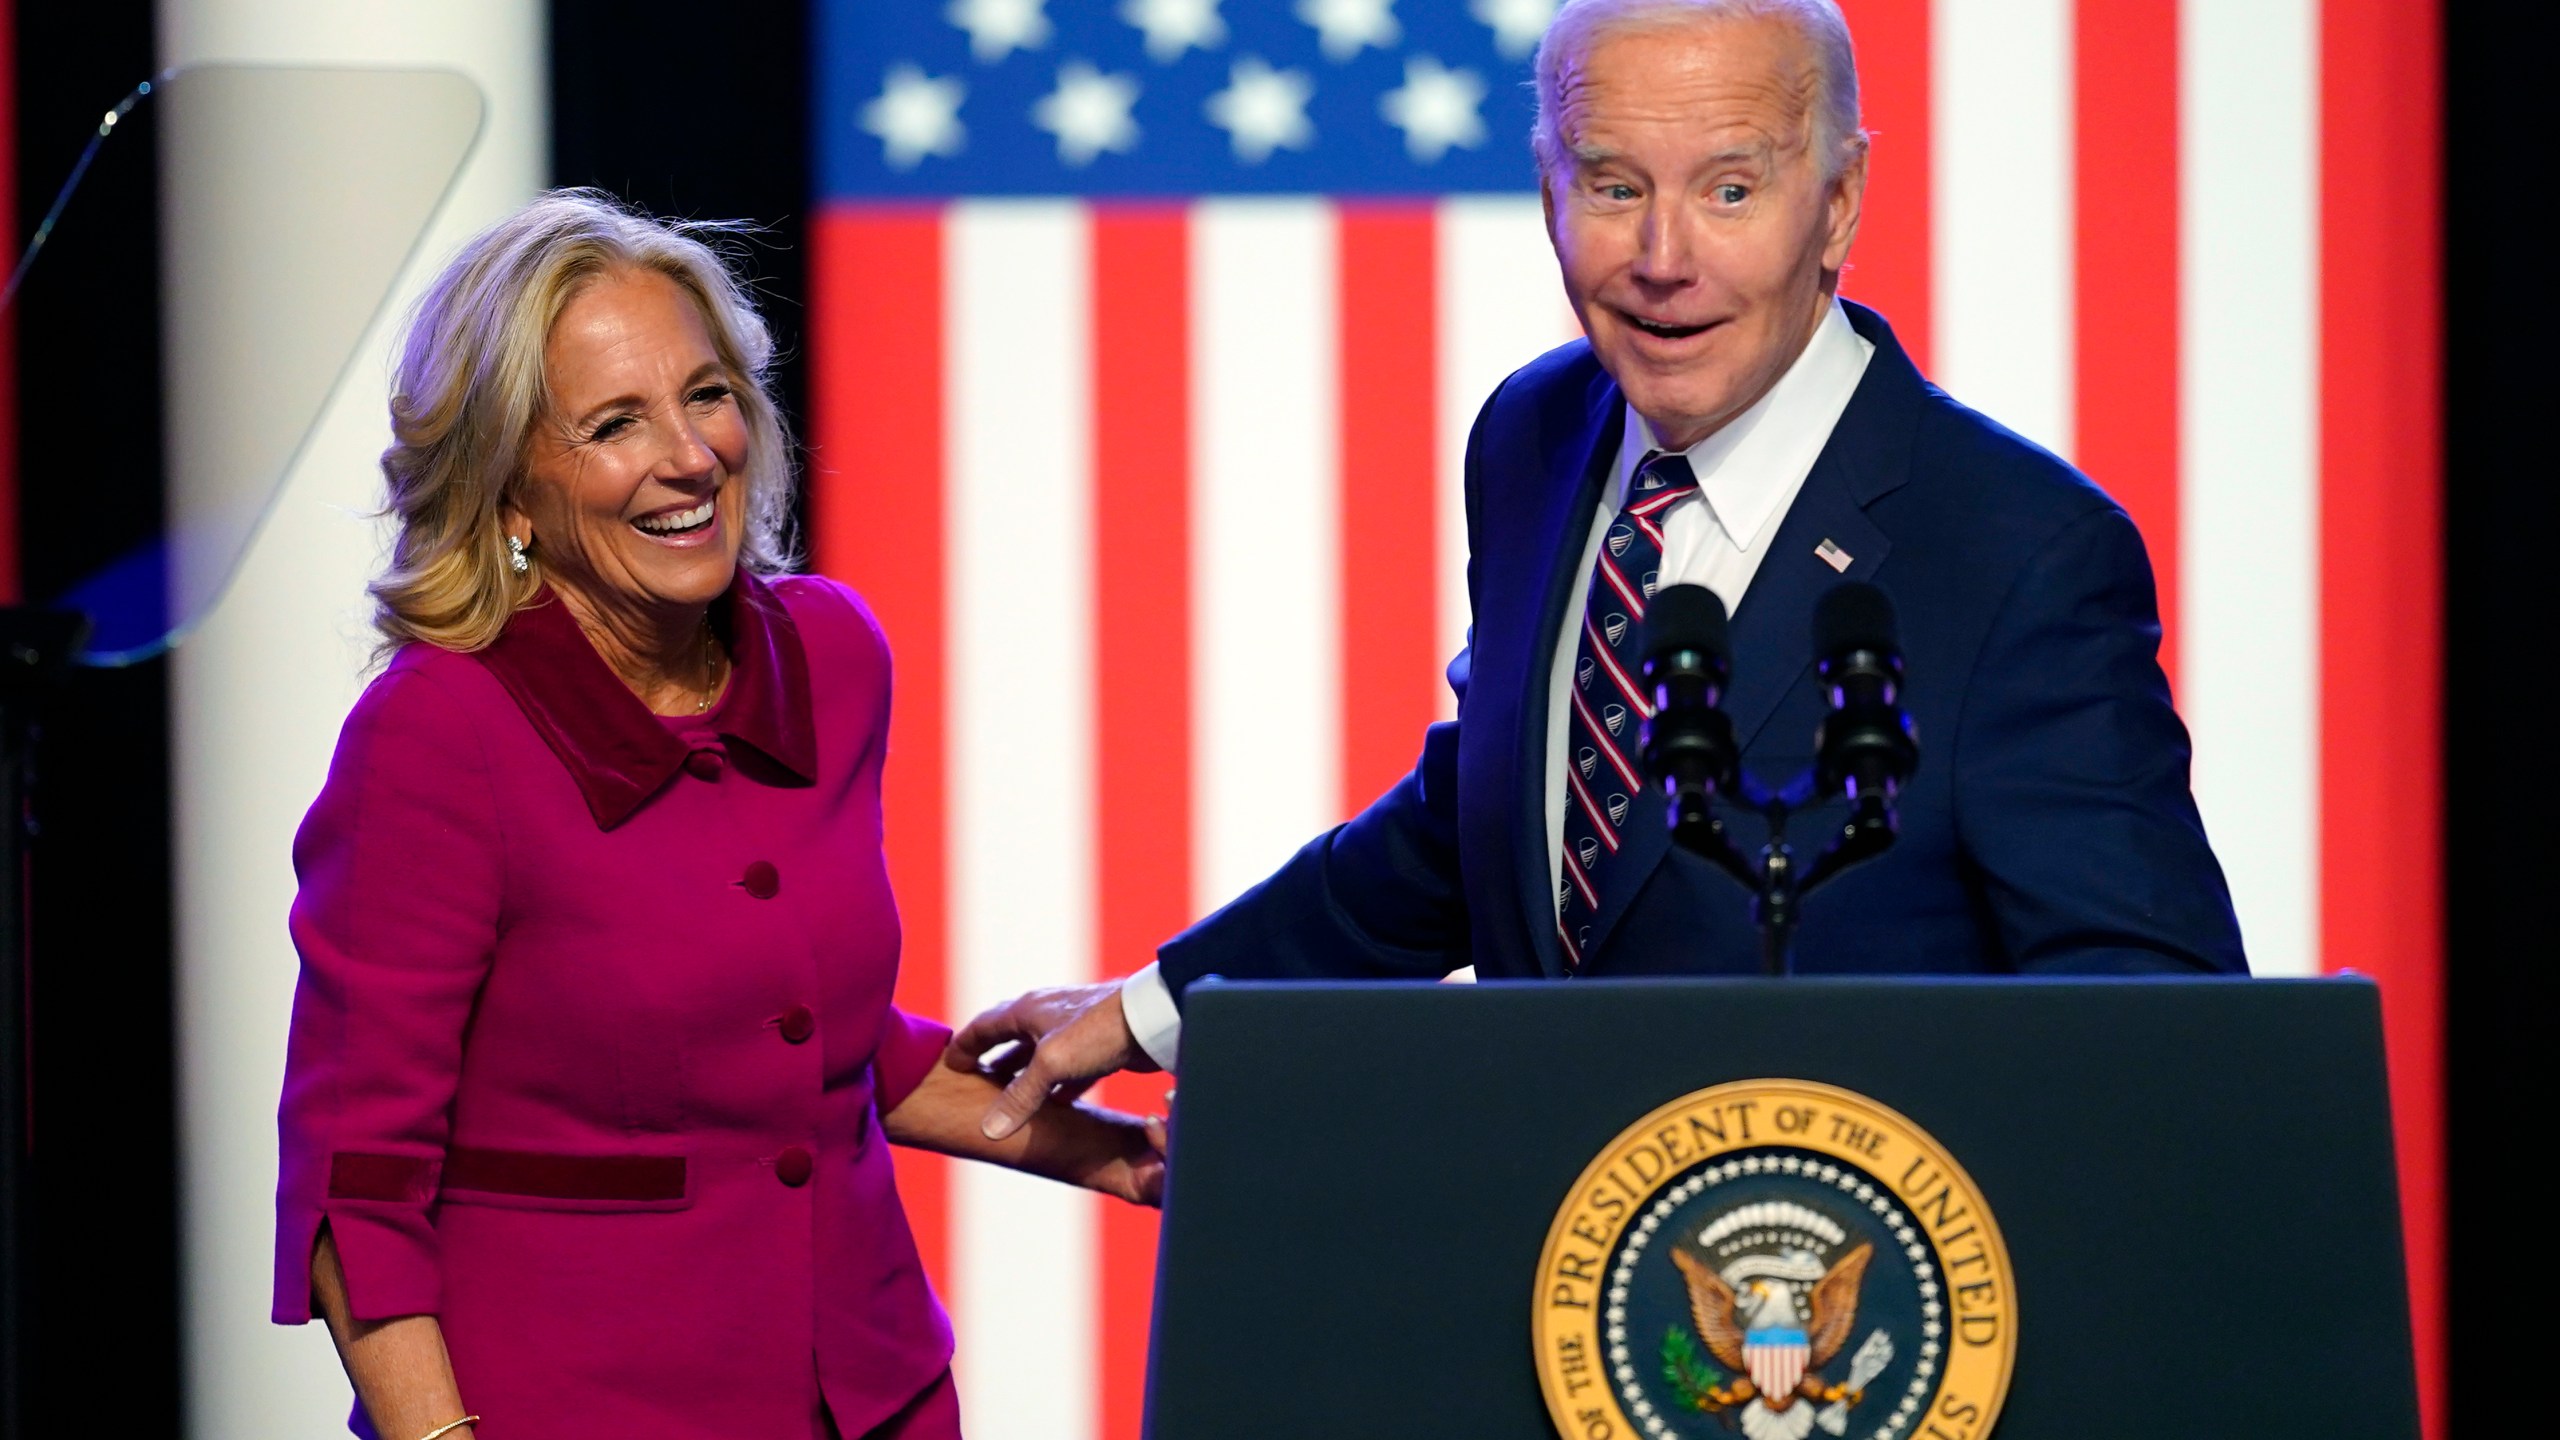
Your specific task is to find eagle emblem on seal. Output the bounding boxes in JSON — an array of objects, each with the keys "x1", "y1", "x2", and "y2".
[
  {"x1": 1662, "y1": 1202, "x2": 1897, "y2": 1440},
  {"x1": 1533, "y1": 1084, "x2": 2016, "y2": 1440}
]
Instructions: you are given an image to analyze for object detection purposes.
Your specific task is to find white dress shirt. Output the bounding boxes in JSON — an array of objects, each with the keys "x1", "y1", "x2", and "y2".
[{"x1": 1122, "y1": 301, "x2": 1874, "y2": 1070}]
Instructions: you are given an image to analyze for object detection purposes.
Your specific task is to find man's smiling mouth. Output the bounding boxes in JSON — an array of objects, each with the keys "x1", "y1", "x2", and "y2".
[{"x1": 1624, "y1": 312, "x2": 1714, "y2": 340}]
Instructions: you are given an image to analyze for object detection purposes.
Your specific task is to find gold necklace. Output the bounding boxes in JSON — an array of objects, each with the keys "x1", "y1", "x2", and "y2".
[{"x1": 696, "y1": 623, "x2": 724, "y2": 714}]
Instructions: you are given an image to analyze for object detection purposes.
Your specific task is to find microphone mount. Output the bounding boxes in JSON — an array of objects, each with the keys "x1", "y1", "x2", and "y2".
[{"x1": 1638, "y1": 582, "x2": 1918, "y2": 975}]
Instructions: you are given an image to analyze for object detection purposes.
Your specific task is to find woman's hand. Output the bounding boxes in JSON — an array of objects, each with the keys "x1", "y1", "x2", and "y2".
[{"x1": 883, "y1": 1057, "x2": 1168, "y2": 1205}]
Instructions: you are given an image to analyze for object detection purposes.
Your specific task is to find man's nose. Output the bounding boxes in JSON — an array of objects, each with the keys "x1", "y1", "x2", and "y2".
[{"x1": 1632, "y1": 203, "x2": 1698, "y2": 284}]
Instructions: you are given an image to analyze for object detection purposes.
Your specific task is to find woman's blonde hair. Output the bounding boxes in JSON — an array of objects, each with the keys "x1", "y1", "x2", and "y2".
[{"x1": 370, "y1": 188, "x2": 798, "y2": 656}]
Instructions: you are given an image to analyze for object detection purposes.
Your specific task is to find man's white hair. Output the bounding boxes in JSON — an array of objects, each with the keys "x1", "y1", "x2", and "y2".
[{"x1": 1531, "y1": 0, "x2": 1866, "y2": 181}]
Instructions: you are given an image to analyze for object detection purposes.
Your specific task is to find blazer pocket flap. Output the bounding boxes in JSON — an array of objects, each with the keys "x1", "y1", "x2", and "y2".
[{"x1": 436, "y1": 1145, "x2": 690, "y2": 1213}]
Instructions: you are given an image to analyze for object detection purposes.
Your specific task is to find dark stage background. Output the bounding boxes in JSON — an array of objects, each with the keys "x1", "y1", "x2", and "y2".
[
  {"x1": 2441, "y1": 2, "x2": 2544, "y2": 1425},
  {"x1": 11, "y1": 3, "x2": 177, "y2": 1430},
  {"x1": 3, "y1": 3, "x2": 812, "y2": 1430},
  {"x1": 0, "y1": 0, "x2": 2535, "y2": 1432}
]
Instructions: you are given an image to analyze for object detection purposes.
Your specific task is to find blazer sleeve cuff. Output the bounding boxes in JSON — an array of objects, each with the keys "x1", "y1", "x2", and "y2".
[
  {"x1": 273, "y1": 1187, "x2": 445, "y2": 1325},
  {"x1": 873, "y1": 1006, "x2": 955, "y2": 1116}
]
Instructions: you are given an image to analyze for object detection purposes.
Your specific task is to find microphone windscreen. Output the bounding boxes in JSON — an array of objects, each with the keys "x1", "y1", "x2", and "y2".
[
  {"x1": 1813, "y1": 582, "x2": 1898, "y2": 658},
  {"x1": 1642, "y1": 584, "x2": 1730, "y2": 669}
]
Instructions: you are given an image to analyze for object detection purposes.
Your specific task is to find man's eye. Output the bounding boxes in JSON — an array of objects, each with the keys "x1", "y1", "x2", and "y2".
[
  {"x1": 1601, "y1": 184, "x2": 1638, "y2": 202},
  {"x1": 1714, "y1": 184, "x2": 1750, "y2": 205}
]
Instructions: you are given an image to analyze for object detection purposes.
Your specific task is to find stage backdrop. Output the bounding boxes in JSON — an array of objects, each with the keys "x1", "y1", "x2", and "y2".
[
  {"x1": 807, "y1": 3, "x2": 2441, "y2": 1438},
  {"x1": 160, "y1": 5, "x2": 546, "y2": 1438}
]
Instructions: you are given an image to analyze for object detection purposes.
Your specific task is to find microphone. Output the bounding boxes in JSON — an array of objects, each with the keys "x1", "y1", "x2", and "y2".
[
  {"x1": 1639, "y1": 585, "x2": 1740, "y2": 833},
  {"x1": 1811, "y1": 583, "x2": 1918, "y2": 802}
]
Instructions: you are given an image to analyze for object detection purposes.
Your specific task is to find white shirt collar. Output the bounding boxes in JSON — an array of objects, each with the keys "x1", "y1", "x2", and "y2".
[{"x1": 1620, "y1": 299, "x2": 1872, "y2": 552}]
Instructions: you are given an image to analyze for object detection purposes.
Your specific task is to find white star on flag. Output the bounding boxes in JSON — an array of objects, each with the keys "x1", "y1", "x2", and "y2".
[
  {"x1": 860, "y1": 65, "x2": 967, "y2": 170},
  {"x1": 1380, "y1": 55, "x2": 1487, "y2": 163},
  {"x1": 1471, "y1": 0, "x2": 1557, "y2": 59},
  {"x1": 1205, "y1": 56, "x2": 1316, "y2": 164},
  {"x1": 947, "y1": 0, "x2": 1052, "y2": 64},
  {"x1": 1032, "y1": 61, "x2": 1142, "y2": 167},
  {"x1": 1296, "y1": 0, "x2": 1401, "y2": 62},
  {"x1": 1121, "y1": 0, "x2": 1226, "y2": 63}
]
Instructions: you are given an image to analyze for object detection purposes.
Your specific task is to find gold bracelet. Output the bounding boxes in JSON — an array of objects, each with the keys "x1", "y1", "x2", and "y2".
[{"x1": 414, "y1": 1418, "x2": 480, "y2": 1440}]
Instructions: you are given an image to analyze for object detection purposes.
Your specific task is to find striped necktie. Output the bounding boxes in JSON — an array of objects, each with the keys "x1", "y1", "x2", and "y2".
[{"x1": 1557, "y1": 450, "x2": 1699, "y2": 969}]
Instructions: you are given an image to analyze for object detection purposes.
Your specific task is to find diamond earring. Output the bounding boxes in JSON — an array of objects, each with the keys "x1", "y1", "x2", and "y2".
[{"x1": 507, "y1": 534, "x2": 531, "y2": 575}]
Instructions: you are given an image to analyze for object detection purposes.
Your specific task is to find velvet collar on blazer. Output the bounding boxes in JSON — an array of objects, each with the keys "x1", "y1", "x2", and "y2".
[{"x1": 469, "y1": 571, "x2": 818, "y2": 829}]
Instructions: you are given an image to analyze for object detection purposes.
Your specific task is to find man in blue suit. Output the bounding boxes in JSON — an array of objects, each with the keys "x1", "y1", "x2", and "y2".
[{"x1": 958, "y1": 0, "x2": 2245, "y2": 1139}]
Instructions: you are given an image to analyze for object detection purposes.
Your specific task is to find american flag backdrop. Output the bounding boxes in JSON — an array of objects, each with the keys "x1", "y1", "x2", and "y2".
[{"x1": 806, "y1": 2, "x2": 2443, "y2": 1437}]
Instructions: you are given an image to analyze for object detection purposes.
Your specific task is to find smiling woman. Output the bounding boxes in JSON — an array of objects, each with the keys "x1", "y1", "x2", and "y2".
[
  {"x1": 503, "y1": 267, "x2": 758, "y2": 713},
  {"x1": 273, "y1": 189, "x2": 1168, "y2": 1440},
  {"x1": 368, "y1": 190, "x2": 798, "y2": 678}
]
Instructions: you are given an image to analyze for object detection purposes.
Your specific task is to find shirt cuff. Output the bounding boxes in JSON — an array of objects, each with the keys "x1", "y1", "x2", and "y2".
[{"x1": 1119, "y1": 963, "x2": 1183, "y2": 1072}]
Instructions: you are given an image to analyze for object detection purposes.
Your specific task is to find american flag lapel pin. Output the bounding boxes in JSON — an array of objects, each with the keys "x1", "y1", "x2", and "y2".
[{"x1": 1815, "y1": 538, "x2": 1853, "y2": 572}]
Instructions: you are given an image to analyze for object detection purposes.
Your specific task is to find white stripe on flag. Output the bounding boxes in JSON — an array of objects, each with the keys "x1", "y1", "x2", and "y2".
[
  {"x1": 1933, "y1": 0, "x2": 2076, "y2": 458},
  {"x1": 943, "y1": 201, "x2": 1099, "y2": 1440},
  {"x1": 1192, "y1": 200, "x2": 1343, "y2": 905},
  {"x1": 2180, "y1": 0, "x2": 2321, "y2": 977},
  {"x1": 1438, "y1": 196, "x2": 1577, "y2": 717}
]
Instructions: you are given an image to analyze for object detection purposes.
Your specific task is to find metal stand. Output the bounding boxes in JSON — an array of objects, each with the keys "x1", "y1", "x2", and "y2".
[
  {"x1": 1666, "y1": 778, "x2": 1900, "y2": 976},
  {"x1": 1643, "y1": 583, "x2": 1916, "y2": 976},
  {"x1": 0, "y1": 608, "x2": 91, "y2": 1439}
]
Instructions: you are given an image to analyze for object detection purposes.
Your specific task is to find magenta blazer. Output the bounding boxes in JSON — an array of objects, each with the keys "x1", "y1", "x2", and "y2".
[{"x1": 274, "y1": 573, "x2": 954, "y2": 1438}]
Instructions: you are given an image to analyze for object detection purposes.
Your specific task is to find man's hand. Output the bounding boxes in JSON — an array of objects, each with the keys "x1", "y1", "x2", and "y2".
[{"x1": 948, "y1": 982, "x2": 1159, "y2": 1140}]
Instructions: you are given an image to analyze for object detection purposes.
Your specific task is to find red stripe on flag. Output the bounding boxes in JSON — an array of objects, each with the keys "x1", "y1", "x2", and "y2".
[
  {"x1": 1336, "y1": 205, "x2": 1443, "y2": 816},
  {"x1": 1089, "y1": 206, "x2": 1189, "y2": 1440},
  {"x1": 2073, "y1": 0, "x2": 2181, "y2": 685},
  {"x1": 808, "y1": 205, "x2": 954, "y2": 1298},
  {"x1": 1837, "y1": 0, "x2": 1932, "y2": 368},
  {"x1": 2319, "y1": 5, "x2": 2445, "y2": 1437}
]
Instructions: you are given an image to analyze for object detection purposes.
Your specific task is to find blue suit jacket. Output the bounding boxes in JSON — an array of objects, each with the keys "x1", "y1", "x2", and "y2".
[{"x1": 1159, "y1": 303, "x2": 2246, "y2": 995}]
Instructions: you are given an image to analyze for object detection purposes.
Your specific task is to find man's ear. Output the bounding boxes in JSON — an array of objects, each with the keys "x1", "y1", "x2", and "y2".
[
  {"x1": 1541, "y1": 175, "x2": 1559, "y2": 248},
  {"x1": 1822, "y1": 142, "x2": 1869, "y2": 275}
]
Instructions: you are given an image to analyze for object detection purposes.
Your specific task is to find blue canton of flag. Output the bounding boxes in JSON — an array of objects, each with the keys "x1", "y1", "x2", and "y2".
[{"x1": 819, "y1": 0, "x2": 1554, "y2": 197}]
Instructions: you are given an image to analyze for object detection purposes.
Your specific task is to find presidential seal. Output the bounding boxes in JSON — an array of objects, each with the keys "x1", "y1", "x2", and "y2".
[{"x1": 1533, "y1": 1081, "x2": 2015, "y2": 1440}]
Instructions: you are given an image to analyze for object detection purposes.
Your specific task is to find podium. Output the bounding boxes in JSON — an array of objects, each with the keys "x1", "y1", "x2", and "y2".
[{"x1": 1142, "y1": 977, "x2": 2417, "y2": 1439}]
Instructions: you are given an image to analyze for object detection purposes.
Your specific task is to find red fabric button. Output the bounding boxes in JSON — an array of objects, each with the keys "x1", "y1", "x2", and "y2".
[
  {"x1": 684, "y1": 749, "x2": 725, "y2": 781},
  {"x1": 742, "y1": 861, "x2": 780, "y2": 899},
  {"x1": 778, "y1": 1003, "x2": 816, "y2": 1045},
  {"x1": 775, "y1": 1145, "x2": 814, "y2": 1187}
]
